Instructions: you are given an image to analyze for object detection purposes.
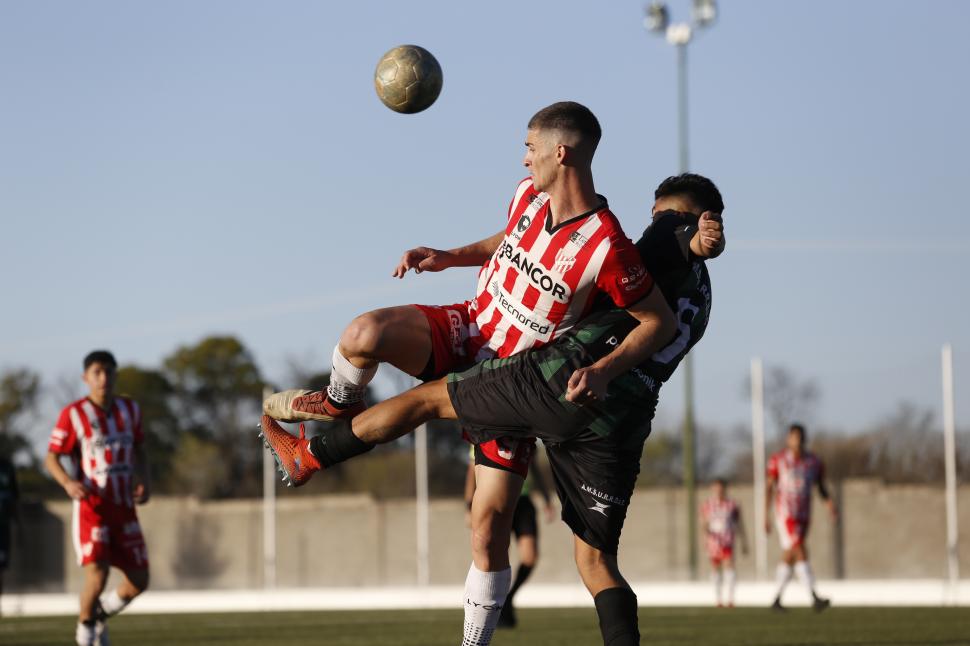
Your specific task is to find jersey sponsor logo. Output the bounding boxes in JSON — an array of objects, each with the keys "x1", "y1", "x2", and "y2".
[
  {"x1": 569, "y1": 231, "x2": 590, "y2": 247},
  {"x1": 580, "y1": 483, "x2": 628, "y2": 506},
  {"x1": 446, "y1": 309, "x2": 467, "y2": 355},
  {"x1": 497, "y1": 240, "x2": 570, "y2": 302},
  {"x1": 589, "y1": 500, "x2": 611, "y2": 517},
  {"x1": 494, "y1": 288, "x2": 553, "y2": 338}
]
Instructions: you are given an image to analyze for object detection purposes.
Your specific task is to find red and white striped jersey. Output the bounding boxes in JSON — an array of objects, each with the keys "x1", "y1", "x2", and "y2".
[
  {"x1": 702, "y1": 496, "x2": 740, "y2": 549},
  {"x1": 768, "y1": 449, "x2": 824, "y2": 521},
  {"x1": 49, "y1": 397, "x2": 143, "y2": 509},
  {"x1": 467, "y1": 178, "x2": 652, "y2": 359}
]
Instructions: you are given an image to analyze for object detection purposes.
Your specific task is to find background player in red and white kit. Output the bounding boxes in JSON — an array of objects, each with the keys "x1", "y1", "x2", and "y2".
[
  {"x1": 701, "y1": 478, "x2": 747, "y2": 607},
  {"x1": 45, "y1": 351, "x2": 150, "y2": 646},
  {"x1": 261, "y1": 102, "x2": 677, "y2": 645},
  {"x1": 766, "y1": 423, "x2": 836, "y2": 612}
]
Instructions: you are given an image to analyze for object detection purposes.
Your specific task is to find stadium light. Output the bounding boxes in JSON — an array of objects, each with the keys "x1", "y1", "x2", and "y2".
[{"x1": 644, "y1": 0, "x2": 717, "y2": 583}]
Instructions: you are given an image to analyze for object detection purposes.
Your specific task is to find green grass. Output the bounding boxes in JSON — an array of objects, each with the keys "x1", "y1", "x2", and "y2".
[{"x1": 2, "y1": 607, "x2": 968, "y2": 645}]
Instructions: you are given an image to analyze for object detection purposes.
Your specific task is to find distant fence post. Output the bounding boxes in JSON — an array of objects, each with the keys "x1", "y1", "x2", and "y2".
[
  {"x1": 751, "y1": 357, "x2": 768, "y2": 580},
  {"x1": 941, "y1": 344, "x2": 959, "y2": 600}
]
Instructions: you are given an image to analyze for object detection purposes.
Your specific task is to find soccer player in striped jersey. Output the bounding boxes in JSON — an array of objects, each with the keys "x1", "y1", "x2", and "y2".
[
  {"x1": 263, "y1": 174, "x2": 725, "y2": 646},
  {"x1": 262, "y1": 102, "x2": 679, "y2": 645},
  {"x1": 701, "y1": 479, "x2": 747, "y2": 607},
  {"x1": 45, "y1": 351, "x2": 150, "y2": 646},
  {"x1": 767, "y1": 423, "x2": 836, "y2": 612}
]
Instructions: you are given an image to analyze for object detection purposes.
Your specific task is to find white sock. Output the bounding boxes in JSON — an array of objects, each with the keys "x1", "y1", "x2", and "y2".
[
  {"x1": 327, "y1": 346, "x2": 377, "y2": 405},
  {"x1": 462, "y1": 563, "x2": 511, "y2": 646},
  {"x1": 794, "y1": 560, "x2": 816, "y2": 599},
  {"x1": 711, "y1": 569, "x2": 723, "y2": 605},
  {"x1": 774, "y1": 563, "x2": 793, "y2": 602},
  {"x1": 76, "y1": 622, "x2": 95, "y2": 646},
  {"x1": 100, "y1": 589, "x2": 130, "y2": 616},
  {"x1": 724, "y1": 569, "x2": 737, "y2": 605}
]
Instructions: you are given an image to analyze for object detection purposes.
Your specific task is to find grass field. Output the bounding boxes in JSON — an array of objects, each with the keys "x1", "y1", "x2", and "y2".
[{"x1": 3, "y1": 607, "x2": 969, "y2": 645}]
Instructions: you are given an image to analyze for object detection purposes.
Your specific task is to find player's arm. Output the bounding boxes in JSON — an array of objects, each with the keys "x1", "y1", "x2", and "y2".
[
  {"x1": 736, "y1": 510, "x2": 749, "y2": 554},
  {"x1": 393, "y1": 230, "x2": 505, "y2": 278},
  {"x1": 44, "y1": 451, "x2": 88, "y2": 500},
  {"x1": 764, "y1": 475, "x2": 776, "y2": 533},
  {"x1": 133, "y1": 442, "x2": 151, "y2": 504},
  {"x1": 565, "y1": 287, "x2": 676, "y2": 403},
  {"x1": 817, "y1": 468, "x2": 837, "y2": 519},
  {"x1": 689, "y1": 211, "x2": 725, "y2": 259}
]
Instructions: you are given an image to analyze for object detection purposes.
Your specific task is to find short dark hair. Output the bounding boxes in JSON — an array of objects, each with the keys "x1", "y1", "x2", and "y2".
[
  {"x1": 714, "y1": 477, "x2": 728, "y2": 488},
  {"x1": 528, "y1": 101, "x2": 602, "y2": 147},
  {"x1": 83, "y1": 350, "x2": 117, "y2": 371},
  {"x1": 654, "y1": 173, "x2": 724, "y2": 214},
  {"x1": 789, "y1": 423, "x2": 806, "y2": 442}
]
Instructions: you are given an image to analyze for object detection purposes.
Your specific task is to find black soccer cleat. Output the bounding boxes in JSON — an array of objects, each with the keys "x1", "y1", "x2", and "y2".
[
  {"x1": 770, "y1": 598, "x2": 786, "y2": 613},
  {"x1": 497, "y1": 601, "x2": 517, "y2": 628},
  {"x1": 812, "y1": 595, "x2": 831, "y2": 613}
]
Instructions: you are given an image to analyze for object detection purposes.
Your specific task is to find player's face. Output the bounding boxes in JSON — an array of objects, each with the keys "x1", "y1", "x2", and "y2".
[
  {"x1": 713, "y1": 482, "x2": 725, "y2": 499},
  {"x1": 787, "y1": 430, "x2": 803, "y2": 452},
  {"x1": 83, "y1": 362, "x2": 116, "y2": 400},
  {"x1": 523, "y1": 128, "x2": 558, "y2": 192},
  {"x1": 652, "y1": 194, "x2": 698, "y2": 218}
]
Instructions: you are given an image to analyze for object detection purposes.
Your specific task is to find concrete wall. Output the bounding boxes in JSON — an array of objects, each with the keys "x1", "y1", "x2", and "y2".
[{"x1": 14, "y1": 479, "x2": 970, "y2": 592}]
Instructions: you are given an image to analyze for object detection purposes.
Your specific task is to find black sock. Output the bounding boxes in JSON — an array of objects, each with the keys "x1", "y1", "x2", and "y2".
[
  {"x1": 507, "y1": 563, "x2": 534, "y2": 603},
  {"x1": 594, "y1": 587, "x2": 640, "y2": 646},
  {"x1": 308, "y1": 425, "x2": 374, "y2": 468}
]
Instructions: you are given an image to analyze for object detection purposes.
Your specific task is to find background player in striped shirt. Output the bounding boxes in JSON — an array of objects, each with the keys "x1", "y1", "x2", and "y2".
[
  {"x1": 262, "y1": 102, "x2": 679, "y2": 644},
  {"x1": 766, "y1": 423, "x2": 837, "y2": 612},
  {"x1": 45, "y1": 350, "x2": 151, "y2": 646},
  {"x1": 701, "y1": 478, "x2": 747, "y2": 608}
]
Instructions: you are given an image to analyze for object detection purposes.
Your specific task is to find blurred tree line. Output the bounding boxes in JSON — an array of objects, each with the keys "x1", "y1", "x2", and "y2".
[
  {"x1": 1, "y1": 351, "x2": 966, "y2": 500},
  {"x1": 0, "y1": 335, "x2": 469, "y2": 501}
]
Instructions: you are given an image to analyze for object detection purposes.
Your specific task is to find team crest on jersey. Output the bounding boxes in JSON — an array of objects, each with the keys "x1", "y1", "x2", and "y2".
[
  {"x1": 553, "y1": 250, "x2": 576, "y2": 275},
  {"x1": 516, "y1": 214, "x2": 531, "y2": 234}
]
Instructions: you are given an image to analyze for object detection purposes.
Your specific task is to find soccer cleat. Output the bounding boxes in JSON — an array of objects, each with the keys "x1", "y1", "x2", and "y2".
[
  {"x1": 770, "y1": 599, "x2": 786, "y2": 613},
  {"x1": 812, "y1": 595, "x2": 831, "y2": 613},
  {"x1": 258, "y1": 415, "x2": 322, "y2": 487},
  {"x1": 263, "y1": 389, "x2": 366, "y2": 423},
  {"x1": 94, "y1": 621, "x2": 110, "y2": 646},
  {"x1": 497, "y1": 602, "x2": 517, "y2": 628}
]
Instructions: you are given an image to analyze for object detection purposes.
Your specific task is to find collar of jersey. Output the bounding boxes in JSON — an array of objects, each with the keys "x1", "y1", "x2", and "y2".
[{"x1": 544, "y1": 194, "x2": 608, "y2": 235}]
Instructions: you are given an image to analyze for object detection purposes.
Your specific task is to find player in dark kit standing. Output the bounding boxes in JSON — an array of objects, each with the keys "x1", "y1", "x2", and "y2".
[
  {"x1": 0, "y1": 455, "x2": 20, "y2": 615},
  {"x1": 45, "y1": 351, "x2": 151, "y2": 646},
  {"x1": 263, "y1": 174, "x2": 725, "y2": 645}
]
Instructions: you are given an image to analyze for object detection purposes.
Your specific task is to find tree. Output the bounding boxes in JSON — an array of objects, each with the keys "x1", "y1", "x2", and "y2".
[
  {"x1": 162, "y1": 336, "x2": 265, "y2": 498},
  {"x1": 0, "y1": 368, "x2": 40, "y2": 462},
  {"x1": 754, "y1": 365, "x2": 821, "y2": 440}
]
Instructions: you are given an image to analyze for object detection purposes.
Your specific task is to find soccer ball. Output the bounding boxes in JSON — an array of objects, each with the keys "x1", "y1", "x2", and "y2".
[{"x1": 373, "y1": 45, "x2": 443, "y2": 114}]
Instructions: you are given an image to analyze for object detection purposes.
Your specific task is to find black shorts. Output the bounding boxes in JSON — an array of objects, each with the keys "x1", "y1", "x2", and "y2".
[
  {"x1": 511, "y1": 495, "x2": 538, "y2": 538},
  {"x1": 448, "y1": 347, "x2": 653, "y2": 554},
  {"x1": 0, "y1": 522, "x2": 10, "y2": 569}
]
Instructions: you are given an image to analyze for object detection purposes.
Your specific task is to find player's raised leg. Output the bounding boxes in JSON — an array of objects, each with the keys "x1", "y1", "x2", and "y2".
[
  {"x1": 260, "y1": 377, "x2": 457, "y2": 486},
  {"x1": 264, "y1": 305, "x2": 434, "y2": 422}
]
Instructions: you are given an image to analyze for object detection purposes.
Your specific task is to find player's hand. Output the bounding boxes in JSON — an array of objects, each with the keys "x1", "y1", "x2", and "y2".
[
  {"x1": 698, "y1": 211, "x2": 724, "y2": 256},
  {"x1": 134, "y1": 482, "x2": 151, "y2": 505},
  {"x1": 392, "y1": 247, "x2": 455, "y2": 278},
  {"x1": 63, "y1": 480, "x2": 89, "y2": 500},
  {"x1": 827, "y1": 499, "x2": 838, "y2": 520},
  {"x1": 566, "y1": 366, "x2": 609, "y2": 404}
]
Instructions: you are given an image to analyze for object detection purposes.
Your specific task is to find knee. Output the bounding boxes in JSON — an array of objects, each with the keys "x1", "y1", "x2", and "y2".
[
  {"x1": 340, "y1": 311, "x2": 387, "y2": 356},
  {"x1": 127, "y1": 569, "x2": 150, "y2": 596},
  {"x1": 574, "y1": 544, "x2": 608, "y2": 578}
]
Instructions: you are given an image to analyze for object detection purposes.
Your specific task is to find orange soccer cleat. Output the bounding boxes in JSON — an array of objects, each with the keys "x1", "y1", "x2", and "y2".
[
  {"x1": 258, "y1": 415, "x2": 322, "y2": 487},
  {"x1": 263, "y1": 389, "x2": 366, "y2": 423}
]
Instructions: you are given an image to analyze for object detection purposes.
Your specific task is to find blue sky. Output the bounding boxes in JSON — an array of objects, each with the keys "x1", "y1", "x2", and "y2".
[{"x1": 1, "y1": 0, "x2": 967, "y2": 447}]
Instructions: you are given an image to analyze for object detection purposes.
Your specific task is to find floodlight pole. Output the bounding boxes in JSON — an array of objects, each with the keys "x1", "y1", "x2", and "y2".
[
  {"x1": 646, "y1": 0, "x2": 715, "y2": 582},
  {"x1": 750, "y1": 358, "x2": 768, "y2": 580}
]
